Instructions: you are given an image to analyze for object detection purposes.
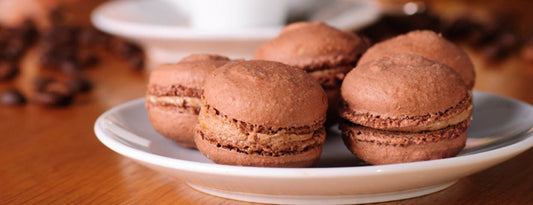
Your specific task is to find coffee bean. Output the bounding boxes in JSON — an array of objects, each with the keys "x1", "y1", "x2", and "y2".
[
  {"x1": 43, "y1": 25, "x2": 79, "y2": 46},
  {"x1": 443, "y1": 18, "x2": 471, "y2": 41},
  {"x1": 0, "y1": 89, "x2": 26, "y2": 105},
  {"x1": 3, "y1": 38, "x2": 26, "y2": 60},
  {"x1": 497, "y1": 31, "x2": 520, "y2": 49},
  {"x1": 113, "y1": 39, "x2": 143, "y2": 58},
  {"x1": 39, "y1": 52, "x2": 60, "y2": 67},
  {"x1": 31, "y1": 77, "x2": 75, "y2": 106},
  {"x1": 19, "y1": 20, "x2": 38, "y2": 46},
  {"x1": 67, "y1": 76, "x2": 93, "y2": 93},
  {"x1": 79, "y1": 52, "x2": 100, "y2": 68},
  {"x1": 0, "y1": 61, "x2": 18, "y2": 81},
  {"x1": 482, "y1": 44, "x2": 509, "y2": 61},
  {"x1": 33, "y1": 91, "x2": 74, "y2": 107},
  {"x1": 33, "y1": 77, "x2": 56, "y2": 91},
  {"x1": 78, "y1": 29, "x2": 110, "y2": 47},
  {"x1": 128, "y1": 54, "x2": 144, "y2": 70},
  {"x1": 60, "y1": 59, "x2": 81, "y2": 74},
  {"x1": 44, "y1": 81, "x2": 74, "y2": 95},
  {"x1": 49, "y1": 7, "x2": 65, "y2": 26}
]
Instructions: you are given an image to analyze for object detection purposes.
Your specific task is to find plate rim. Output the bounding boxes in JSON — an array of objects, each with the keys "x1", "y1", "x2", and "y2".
[
  {"x1": 90, "y1": 0, "x2": 380, "y2": 41},
  {"x1": 94, "y1": 91, "x2": 533, "y2": 178}
]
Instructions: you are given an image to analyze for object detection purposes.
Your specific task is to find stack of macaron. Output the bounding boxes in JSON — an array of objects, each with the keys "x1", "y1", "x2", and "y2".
[
  {"x1": 145, "y1": 54, "x2": 230, "y2": 148},
  {"x1": 357, "y1": 30, "x2": 475, "y2": 90},
  {"x1": 340, "y1": 54, "x2": 473, "y2": 165},
  {"x1": 254, "y1": 22, "x2": 368, "y2": 125},
  {"x1": 195, "y1": 60, "x2": 328, "y2": 167},
  {"x1": 145, "y1": 23, "x2": 475, "y2": 167},
  {"x1": 339, "y1": 30, "x2": 475, "y2": 165}
]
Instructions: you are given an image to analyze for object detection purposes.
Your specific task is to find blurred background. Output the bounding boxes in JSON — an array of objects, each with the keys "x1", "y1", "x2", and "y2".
[{"x1": 0, "y1": 0, "x2": 532, "y2": 106}]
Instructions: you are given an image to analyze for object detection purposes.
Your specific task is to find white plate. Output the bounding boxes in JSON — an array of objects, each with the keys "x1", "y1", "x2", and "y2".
[
  {"x1": 91, "y1": 0, "x2": 380, "y2": 68},
  {"x1": 94, "y1": 91, "x2": 533, "y2": 204}
]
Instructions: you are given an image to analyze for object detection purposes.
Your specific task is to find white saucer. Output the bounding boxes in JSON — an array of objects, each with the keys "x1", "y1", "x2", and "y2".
[
  {"x1": 94, "y1": 91, "x2": 533, "y2": 204},
  {"x1": 91, "y1": 0, "x2": 380, "y2": 68}
]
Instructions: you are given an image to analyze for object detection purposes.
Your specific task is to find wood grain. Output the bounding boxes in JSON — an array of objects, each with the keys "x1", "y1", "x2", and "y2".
[{"x1": 1, "y1": 1, "x2": 532, "y2": 205}]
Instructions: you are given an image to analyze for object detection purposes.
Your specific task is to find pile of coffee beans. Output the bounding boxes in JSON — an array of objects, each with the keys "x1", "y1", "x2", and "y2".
[
  {"x1": 359, "y1": 11, "x2": 528, "y2": 63},
  {"x1": 442, "y1": 17, "x2": 523, "y2": 62},
  {"x1": 27, "y1": 75, "x2": 92, "y2": 106},
  {"x1": 39, "y1": 25, "x2": 144, "y2": 73},
  {"x1": 0, "y1": 20, "x2": 37, "y2": 81},
  {"x1": 0, "y1": 7, "x2": 145, "y2": 107}
]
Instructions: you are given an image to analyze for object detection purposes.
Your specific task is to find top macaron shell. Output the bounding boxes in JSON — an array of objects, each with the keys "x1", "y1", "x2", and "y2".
[
  {"x1": 253, "y1": 22, "x2": 367, "y2": 69},
  {"x1": 148, "y1": 60, "x2": 229, "y2": 90},
  {"x1": 203, "y1": 60, "x2": 328, "y2": 128},
  {"x1": 357, "y1": 30, "x2": 475, "y2": 89},
  {"x1": 341, "y1": 54, "x2": 468, "y2": 118}
]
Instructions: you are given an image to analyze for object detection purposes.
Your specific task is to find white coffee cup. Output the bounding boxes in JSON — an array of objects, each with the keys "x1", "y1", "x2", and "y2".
[{"x1": 188, "y1": 0, "x2": 288, "y2": 31}]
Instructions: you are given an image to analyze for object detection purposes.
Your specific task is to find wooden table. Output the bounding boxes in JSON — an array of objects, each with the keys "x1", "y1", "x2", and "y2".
[{"x1": 1, "y1": 3, "x2": 533, "y2": 205}]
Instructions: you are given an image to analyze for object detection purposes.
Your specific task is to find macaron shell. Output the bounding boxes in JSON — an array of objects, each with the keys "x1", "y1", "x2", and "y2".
[
  {"x1": 341, "y1": 54, "x2": 468, "y2": 118},
  {"x1": 358, "y1": 30, "x2": 475, "y2": 89},
  {"x1": 203, "y1": 60, "x2": 327, "y2": 128},
  {"x1": 253, "y1": 22, "x2": 367, "y2": 69},
  {"x1": 340, "y1": 120, "x2": 469, "y2": 165},
  {"x1": 148, "y1": 60, "x2": 229, "y2": 90},
  {"x1": 146, "y1": 57, "x2": 231, "y2": 149},
  {"x1": 148, "y1": 105, "x2": 198, "y2": 148}
]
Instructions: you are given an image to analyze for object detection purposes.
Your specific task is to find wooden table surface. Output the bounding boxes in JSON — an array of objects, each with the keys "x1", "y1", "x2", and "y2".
[{"x1": 1, "y1": 2, "x2": 533, "y2": 205}]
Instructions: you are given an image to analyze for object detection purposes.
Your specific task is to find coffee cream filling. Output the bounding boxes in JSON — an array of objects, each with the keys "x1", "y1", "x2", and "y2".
[
  {"x1": 341, "y1": 93, "x2": 474, "y2": 132},
  {"x1": 147, "y1": 95, "x2": 201, "y2": 108},
  {"x1": 198, "y1": 105, "x2": 325, "y2": 155},
  {"x1": 393, "y1": 103, "x2": 473, "y2": 132}
]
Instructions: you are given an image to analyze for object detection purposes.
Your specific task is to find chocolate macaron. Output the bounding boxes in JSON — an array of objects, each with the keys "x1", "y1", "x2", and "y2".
[
  {"x1": 253, "y1": 22, "x2": 368, "y2": 124},
  {"x1": 340, "y1": 54, "x2": 473, "y2": 165},
  {"x1": 195, "y1": 60, "x2": 328, "y2": 167},
  {"x1": 358, "y1": 30, "x2": 476, "y2": 89},
  {"x1": 146, "y1": 55, "x2": 230, "y2": 148}
]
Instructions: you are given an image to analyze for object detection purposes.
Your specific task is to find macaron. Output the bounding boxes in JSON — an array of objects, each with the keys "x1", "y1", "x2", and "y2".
[
  {"x1": 339, "y1": 54, "x2": 473, "y2": 165},
  {"x1": 195, "y1": 60, "x2": 328, "y2": 167},
  {"x1": 358, "y1": 30, "x2": 476, "y2": 89},
  {"x1": 145, "y1": 55, "x2": 230, "y2": 148},
  {"x1": 253, "y1": 22, "x2": 368, "y2": 124}
]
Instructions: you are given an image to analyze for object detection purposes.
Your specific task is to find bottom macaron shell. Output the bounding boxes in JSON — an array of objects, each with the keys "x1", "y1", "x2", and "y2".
[
  {"x1": 194, "y1": 129, "x2": 324, "y2": 168},
  {"x1": 148, "y1": 106, "x2": 198, "y2": 148},
  {"x1": 340, "y1": 120, "x2": 469, "y2": 165}
]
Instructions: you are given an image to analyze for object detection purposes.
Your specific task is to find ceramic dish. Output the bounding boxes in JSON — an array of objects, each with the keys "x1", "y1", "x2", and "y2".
[
  {"x1": 91, "y1": 0, "x2": 380, "y2": 68},
  {"x1": 94, "y1": 91, "x2": 533, "y2": 204}
]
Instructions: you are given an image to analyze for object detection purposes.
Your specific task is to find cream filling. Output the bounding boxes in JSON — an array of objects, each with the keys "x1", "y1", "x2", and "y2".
[
  {"x1": 198, "y1": 108, "x2": 319, "y2": 148},
  {"x1": 393, "y1": 104, "x2": 473, "y2": 132},
  {"x1": 147, "y1": 95, "x2": 201, "y2": 108}
]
